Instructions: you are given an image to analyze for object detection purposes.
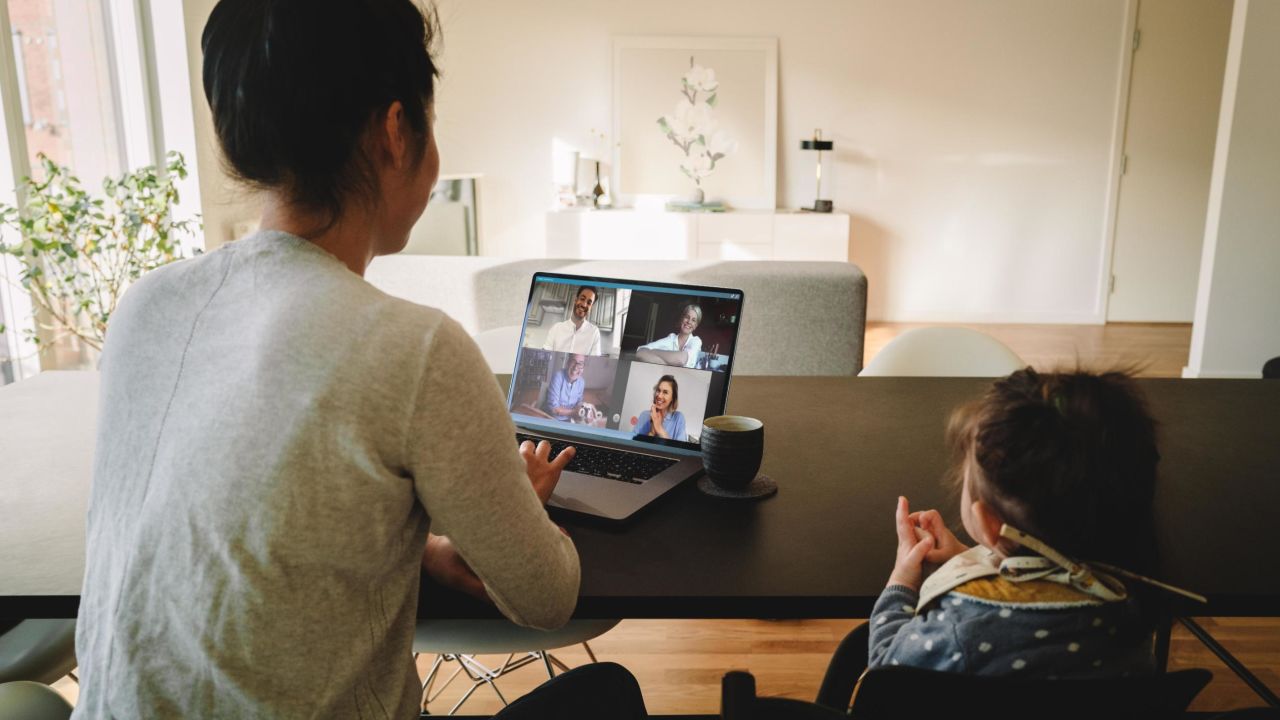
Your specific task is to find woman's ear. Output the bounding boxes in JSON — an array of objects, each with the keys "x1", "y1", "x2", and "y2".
[{"x1": 381, "y1": 101, "x2": 409, "y2": 171}]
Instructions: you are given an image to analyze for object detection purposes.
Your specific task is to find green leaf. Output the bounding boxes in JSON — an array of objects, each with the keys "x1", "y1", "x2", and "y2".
[{"x1": 707, "y1": 94, "x2": 717, "y2": 108}]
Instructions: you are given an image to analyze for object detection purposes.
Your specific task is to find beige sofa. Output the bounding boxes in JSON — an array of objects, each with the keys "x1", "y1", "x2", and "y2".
[{"x1": 365, "y1": 256, "x2": 868, "y2": 376}]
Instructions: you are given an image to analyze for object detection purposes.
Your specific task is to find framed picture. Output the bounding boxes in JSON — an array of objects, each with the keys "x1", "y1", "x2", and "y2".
[{"x1": 612, "y1": 36, "x2": 778, "y2": 210}]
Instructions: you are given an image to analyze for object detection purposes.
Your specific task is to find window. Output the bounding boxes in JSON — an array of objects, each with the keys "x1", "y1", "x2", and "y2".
[{"x1": 0, "y1": 0, "x2": 200, "y2": 383}]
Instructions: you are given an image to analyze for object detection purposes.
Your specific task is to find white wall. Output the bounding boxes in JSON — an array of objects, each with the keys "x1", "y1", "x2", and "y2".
[
  {"x1": 1185, "y1": 0, "x2": 1280, "y2": 379},
  {"x1": 431, "y1": 0, "x2": 1131, "y2": 323},
  {"x1": 179, "y1": 0, "x2": 1135, "y2": 323}
]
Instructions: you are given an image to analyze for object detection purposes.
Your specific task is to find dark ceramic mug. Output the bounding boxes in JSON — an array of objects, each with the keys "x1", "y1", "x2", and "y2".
[{"x1": 700, "y1": 415, "x2": 764, "y2": 490}]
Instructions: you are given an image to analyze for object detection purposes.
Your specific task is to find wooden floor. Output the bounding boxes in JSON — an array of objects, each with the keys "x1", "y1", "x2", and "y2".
[{"x1": 53, "y1": 322, "x2": 1280, "y2": 714}]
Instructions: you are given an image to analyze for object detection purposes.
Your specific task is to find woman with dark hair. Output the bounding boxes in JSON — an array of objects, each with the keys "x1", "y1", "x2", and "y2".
[
  {"x1": 71, "y1": 1, "x2": 644, "y2": 717},
  {"x1": 634, "y1": 375, "x2": 687, "y2": 441}
]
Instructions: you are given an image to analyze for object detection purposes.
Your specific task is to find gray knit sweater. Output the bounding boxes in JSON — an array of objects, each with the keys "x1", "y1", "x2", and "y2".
[{"x1": 72, "y1": 232, "x2": 579, "y2": 718}]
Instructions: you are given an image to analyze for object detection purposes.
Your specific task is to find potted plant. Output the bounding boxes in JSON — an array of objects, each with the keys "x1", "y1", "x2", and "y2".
[{"x1": 0, "y1": 152, "x2": 200, "y2": 364}]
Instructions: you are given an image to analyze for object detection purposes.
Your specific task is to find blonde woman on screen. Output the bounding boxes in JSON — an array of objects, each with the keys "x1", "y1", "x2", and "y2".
[{"x1": 635, "y1": 302, "x2": 702, "y2": 368}]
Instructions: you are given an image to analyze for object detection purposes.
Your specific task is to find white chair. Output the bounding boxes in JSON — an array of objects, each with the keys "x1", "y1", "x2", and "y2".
[
  {"x1": 0, "y1": 620, "x2": 77, "y2": 720},
  {"x1": 413, "y1": 619, "x2": 619, "y2": 715},
  {"x1": 471, "y1": 326, "x2": 523, "y2": 374},
  {"x1": 0, "y1": 681, "x2": 73, "y2": 720},
  {"x1": 859, "y1": 327, "x2": 1024, "y2": 377},
  {"x1": 0, "y1": 621, "x2": 76, "y2": 687}
]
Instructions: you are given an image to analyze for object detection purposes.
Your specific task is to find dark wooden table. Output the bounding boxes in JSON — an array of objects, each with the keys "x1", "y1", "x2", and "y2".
[
  {"x1": 5, "y1": 375, "x2": 1279, "y2": 621},
  {"x1": 423, "y1": 376, "x2": 1280, "y2": 621}
]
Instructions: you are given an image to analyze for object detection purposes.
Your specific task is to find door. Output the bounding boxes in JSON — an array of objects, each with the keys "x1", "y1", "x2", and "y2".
[{"x1": 1107, "y1": 0, "x2": 1233, "y2": 322}]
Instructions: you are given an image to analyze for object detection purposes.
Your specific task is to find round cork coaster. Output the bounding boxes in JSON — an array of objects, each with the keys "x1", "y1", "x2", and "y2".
[{"x1": 697, "y1": 474, "x2": 778, "y2": 500}]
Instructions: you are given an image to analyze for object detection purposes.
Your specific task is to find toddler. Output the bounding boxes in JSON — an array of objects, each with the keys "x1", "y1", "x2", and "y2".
[{"x1": 868, "y1": 368, "x2": 1169, "y2": 677}]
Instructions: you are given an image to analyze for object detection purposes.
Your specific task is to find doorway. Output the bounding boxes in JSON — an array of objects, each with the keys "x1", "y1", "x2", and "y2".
[{"x1": 1107, "y1": 0, "x2": 1233, "y2": 322}]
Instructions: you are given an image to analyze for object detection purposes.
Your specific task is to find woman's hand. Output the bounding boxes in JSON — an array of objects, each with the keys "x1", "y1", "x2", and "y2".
[
  {"x1": 887, "y1": 496, "x2": 934, "y2": 592},
  {"x1": 519, "y1": 440, "x2": 575, "y2": 505},
  {"x1": 909, "y1": 508, "x2": 970, "y2": 565},
  {"x1": 649, "y1": 406, "x2": 667, "y2": 438},
  {"x1": 422, "y1": 534, "x2": 490, "y2": 602}
]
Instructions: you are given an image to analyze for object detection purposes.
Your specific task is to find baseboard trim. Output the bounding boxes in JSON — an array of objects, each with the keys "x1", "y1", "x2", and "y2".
[
  {"x1": 1181, "y1": 367, "x2": 1262, "y2": 379},
  {"x1": 867, "y1": 312, "x2": 1105, "y2": 325}
]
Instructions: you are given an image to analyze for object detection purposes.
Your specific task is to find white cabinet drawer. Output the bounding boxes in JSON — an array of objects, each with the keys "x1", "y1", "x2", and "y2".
[
  {"x1": 773, "y1": 213, "x2": 849, "y2": 261},
  {"x1": 546, "y1": 209, "x2": 850, "y2": 261},
  {"x1": 697, "y1": 242, "x2": 773, "y2": 260},
  {"x1": 547, "y1": 210, "x2": 695, "y2": 259},
  {"x1": 696, "y1": 212, "x2": 775, "y2": 246}
]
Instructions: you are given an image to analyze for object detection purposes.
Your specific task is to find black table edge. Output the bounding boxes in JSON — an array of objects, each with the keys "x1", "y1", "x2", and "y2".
[{"x1": 7, "y1": 595, "x2": 1280, "y2": 619}]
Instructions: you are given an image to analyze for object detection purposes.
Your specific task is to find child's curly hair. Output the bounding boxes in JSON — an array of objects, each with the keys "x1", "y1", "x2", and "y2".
[{"x1": 947, "y1": 368, "x2": 1160, "y2": 574}]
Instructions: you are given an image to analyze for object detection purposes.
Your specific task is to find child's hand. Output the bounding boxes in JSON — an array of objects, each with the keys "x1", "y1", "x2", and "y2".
[
  {"x1": 887, "y1": 496, "x2": 934, "y2": 592},
  {"x1": 909, "y1": 508, "x2": 970, "y2": 565}
]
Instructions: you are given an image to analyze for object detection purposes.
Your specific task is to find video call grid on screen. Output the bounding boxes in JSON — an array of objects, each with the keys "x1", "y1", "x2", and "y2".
[{"x1": 507, "y1": 274, "x2": 743, "y2": 451}]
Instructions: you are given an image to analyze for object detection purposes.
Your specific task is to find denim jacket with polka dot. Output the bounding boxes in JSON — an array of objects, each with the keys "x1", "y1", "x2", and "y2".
[{"x1": 868, "y1": 579, "x2": 1154, "y2": 676}]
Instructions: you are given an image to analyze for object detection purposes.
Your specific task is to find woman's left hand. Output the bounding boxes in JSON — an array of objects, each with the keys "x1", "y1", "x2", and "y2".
[
  {"x1": 423, "y1": 533, "x2": 490, "y2": 602},
  {"x1": 887, "y1": 496, "x2": 934, "y2": 592}
]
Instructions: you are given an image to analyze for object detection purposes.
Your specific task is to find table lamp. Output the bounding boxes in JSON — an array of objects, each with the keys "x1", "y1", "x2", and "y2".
[{"x1": 800, "y1": 129, "x2": 834, "y2": 213}]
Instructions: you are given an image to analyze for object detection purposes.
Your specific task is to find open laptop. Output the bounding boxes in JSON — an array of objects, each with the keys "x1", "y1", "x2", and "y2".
[{"x1": 506, "y1": 272, "x2": 745, "y2": 521}]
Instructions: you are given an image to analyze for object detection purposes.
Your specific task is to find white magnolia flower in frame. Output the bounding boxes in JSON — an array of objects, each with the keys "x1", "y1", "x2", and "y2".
[
  {"x1": 660, "y1": 98, "x2": 715, "y2": 146},
  {"x1": 680, "y1": 149, "x2": 714, "y2": 181},
  {"x1": 683, "y1": 64, "x2": 719, "y2": 95},
  {"x1": 656, "y1": 56, "x2": 734, "y2": 195},
  {"x1": 704, "y1": 129, "x2": 738, "y2": 161}
]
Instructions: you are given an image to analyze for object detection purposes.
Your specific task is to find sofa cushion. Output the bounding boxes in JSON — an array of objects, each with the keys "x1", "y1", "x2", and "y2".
[{"x1": 365, "y1": 257, "x2": 867, "y2": 376}]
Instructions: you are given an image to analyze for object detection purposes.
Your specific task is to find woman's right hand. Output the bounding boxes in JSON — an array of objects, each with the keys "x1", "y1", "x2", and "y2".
[
  {"x1": 648, "y1": 406, "x2": 665, "y2": 437},
  {"x1": 909, "y1": 508, "x2": 969, "y2": 565},
  {"x1": 519, "y1": 440, "x2": 575, "y2": 505}
]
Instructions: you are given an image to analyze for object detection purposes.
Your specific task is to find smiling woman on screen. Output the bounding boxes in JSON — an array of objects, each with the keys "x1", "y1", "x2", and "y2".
[
  {"x1": 635, "y1": 375, "x2": 687, "y2": 442},
  {"x1": 635, "y1": 302, "x2": 703, "y2": 368}
]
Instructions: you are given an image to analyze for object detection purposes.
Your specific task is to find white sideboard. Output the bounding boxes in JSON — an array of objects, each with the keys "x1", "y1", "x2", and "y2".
[{"x1": 546, "y1": 209, "x2": 849, "y2": 261}]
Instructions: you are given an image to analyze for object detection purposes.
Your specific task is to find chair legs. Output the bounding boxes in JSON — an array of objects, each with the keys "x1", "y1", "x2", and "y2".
[{"x1": 417, "y1": 642, "x2": 601, "y2": 715}]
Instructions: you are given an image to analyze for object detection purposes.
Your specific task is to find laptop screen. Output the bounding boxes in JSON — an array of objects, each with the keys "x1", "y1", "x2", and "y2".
[{"x1": 506, "y1": 272, "x2": 744, "y2": 453}]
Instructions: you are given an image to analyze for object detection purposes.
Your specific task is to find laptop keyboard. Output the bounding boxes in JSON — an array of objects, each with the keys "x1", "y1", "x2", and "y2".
[{"x1": 515, "y1": 433, "x2": 678, "y2": 485}]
